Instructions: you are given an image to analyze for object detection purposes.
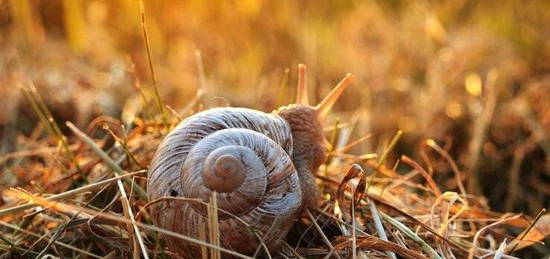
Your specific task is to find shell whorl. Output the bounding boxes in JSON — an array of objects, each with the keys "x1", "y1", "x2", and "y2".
[
  {"x1": 181, "y1": 128, "x2": 299, "y2": 218},
  {"x1": 202, "y1": 146, "x2": 249, "y2": 193},
  {"x1": 147, "y1": 107, "x2": 302, "y2": 256}
]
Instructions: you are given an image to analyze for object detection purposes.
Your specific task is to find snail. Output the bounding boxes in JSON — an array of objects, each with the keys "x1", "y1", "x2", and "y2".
[{"x1": 147, "y1": 65, "x2": 353, "y2": 257}]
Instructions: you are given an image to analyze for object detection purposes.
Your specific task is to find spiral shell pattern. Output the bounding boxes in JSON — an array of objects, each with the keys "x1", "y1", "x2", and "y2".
[{"x1": 148, "y1": 108, "x2": 302, "y2": 257}]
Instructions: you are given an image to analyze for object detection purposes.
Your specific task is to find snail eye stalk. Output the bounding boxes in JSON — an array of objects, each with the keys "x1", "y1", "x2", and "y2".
[
  {"x1": 296, "y1": 64, "x2": 309, "y2": 106},
  {"x1": 316, "y1": 73, "x2": 354, "y2": 122}
]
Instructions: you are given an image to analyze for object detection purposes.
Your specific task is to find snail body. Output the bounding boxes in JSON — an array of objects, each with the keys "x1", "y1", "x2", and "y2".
[{"x1": 148, "y1": 66, "x2": 352, "y2": 257}]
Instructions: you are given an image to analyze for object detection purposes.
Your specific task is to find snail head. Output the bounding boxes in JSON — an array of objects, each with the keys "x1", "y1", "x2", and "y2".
[{"x1": 276, "y1": 64, "x2": 353, "y2": 173}]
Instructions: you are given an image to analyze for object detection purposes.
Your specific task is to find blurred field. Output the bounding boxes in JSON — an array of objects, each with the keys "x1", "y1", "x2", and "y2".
[{"x1": 1, "y1": 0, "x2": 549, "y2": 258}]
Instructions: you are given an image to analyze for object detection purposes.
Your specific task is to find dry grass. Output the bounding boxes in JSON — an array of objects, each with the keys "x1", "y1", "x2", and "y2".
[
  {"x1": 1, "y1": 0, "x2": 550, "y2": 258},
  {"x1": 1, "y1": 111, "x2": 547, "y2": 258}
]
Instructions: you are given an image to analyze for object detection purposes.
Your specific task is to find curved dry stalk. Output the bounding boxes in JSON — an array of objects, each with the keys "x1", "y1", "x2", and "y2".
[
  {"x1": 469, "y1": 214, "x2": 522, "y2": 259},
  {"x1": 424, "y1": 140, "x2": 468, "y2": 201},
  {"x1": 401, "y1": 155, "x2": 441, "y2": 197}
]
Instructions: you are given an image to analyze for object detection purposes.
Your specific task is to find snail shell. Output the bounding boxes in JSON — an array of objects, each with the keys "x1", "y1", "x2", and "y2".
[
  {"x1": 147, "y1": 66, "x2": 352, "y2": 257},
  {"x1": 148, "y1": 108, "x2": 301, "y2": 256}
]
